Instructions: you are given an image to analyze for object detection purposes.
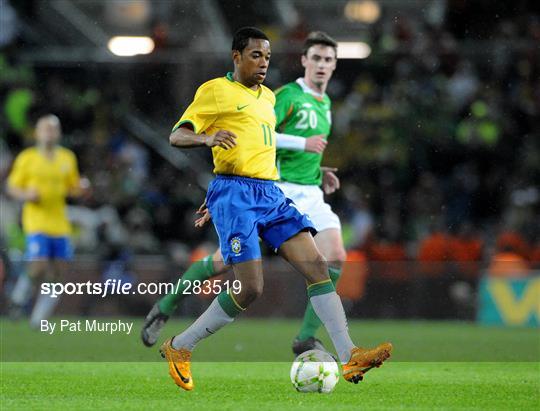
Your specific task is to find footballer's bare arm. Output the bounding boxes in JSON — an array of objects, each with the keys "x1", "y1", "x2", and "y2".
[
  {"x1": 6, "y1": 185, "x2": 39, "y2": 203},
  {"x1": 170, "y1": 126, "x2": 237, "y2": 149}
]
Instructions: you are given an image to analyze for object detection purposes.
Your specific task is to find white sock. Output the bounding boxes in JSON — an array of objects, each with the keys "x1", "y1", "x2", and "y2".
[
  {"x1": 310, "y1": 291, "x2": 355, "y2": 363},
  {"x1": 172, "y1": 297, "x2": 234, "y2": 351},
  {"x1": 11, "y1": 274, "x2": 33, "y2": 306},
  {"x1": 30, "y1": 294, "x2": 60, "y2": 327}
]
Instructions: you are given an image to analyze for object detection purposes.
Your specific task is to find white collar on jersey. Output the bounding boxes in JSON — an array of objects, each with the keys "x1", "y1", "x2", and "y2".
[{"x1": 296, "y1": 77, "x2": 325, "y2": 99}]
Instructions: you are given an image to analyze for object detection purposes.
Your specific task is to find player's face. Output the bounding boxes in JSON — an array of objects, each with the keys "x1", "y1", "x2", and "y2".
[
  {"x1": 234, "y1": 38, "x2": 271, "y2": 88},
  {"x1": 35, "y1": 118, "x2": 61, "y2": 146},
  {"x1": 302, "y1": 45, "x2": 337, "y2": 89}
]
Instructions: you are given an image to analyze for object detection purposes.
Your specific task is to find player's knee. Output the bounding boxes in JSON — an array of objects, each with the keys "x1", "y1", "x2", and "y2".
[
  {"x1": 330, "y1": 247, "x2": 347, "y2": 267},
  {"x1": 310, "y1": 251, "x2": 328, "y2": 275},
  {"x1": 318, "y1": 240, "x2": 346, "y2": 268}
]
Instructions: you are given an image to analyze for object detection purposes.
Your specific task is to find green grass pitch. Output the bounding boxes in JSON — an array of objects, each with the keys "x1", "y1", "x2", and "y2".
[{"x1": 2, "y1": 319, "x2": 539, "y2": 410}]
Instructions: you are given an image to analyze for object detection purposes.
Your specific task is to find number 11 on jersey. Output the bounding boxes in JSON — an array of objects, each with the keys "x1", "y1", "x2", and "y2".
[{"x1": 261, "y1": 124, "x2": 273, "y2": 146}]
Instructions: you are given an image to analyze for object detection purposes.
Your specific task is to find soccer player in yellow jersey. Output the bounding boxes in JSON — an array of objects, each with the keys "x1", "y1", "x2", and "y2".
[
  {"x1": 143, "y1": 32, "x2": 342, "y2": 357},
  {"x1": 158, "y1": 27, "x2": 392, "y2": 392},
  {"x1": 7, "y1": 114, "x2": 86, "y2": 326}
]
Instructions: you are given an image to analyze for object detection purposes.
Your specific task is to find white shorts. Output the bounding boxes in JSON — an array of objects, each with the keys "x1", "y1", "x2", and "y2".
[{"x1": 276, "y1": 181, "x2": 341, "y2": 233}]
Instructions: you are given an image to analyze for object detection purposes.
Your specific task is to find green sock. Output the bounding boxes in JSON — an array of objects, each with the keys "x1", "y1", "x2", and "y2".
[
  {"x1": 158, "y1": 255, "x2": 215, "y2": 316},
  {"x1": 217, "y1": 291, "x2": 245, "y2": 317},
  {"x1": 297, "y1": 267, "x2": 341, "y2": 341}
]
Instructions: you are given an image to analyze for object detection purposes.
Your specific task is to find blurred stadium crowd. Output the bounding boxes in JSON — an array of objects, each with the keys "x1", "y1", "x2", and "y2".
[{"x1": 1, "y1": 0, "x2": 539, "y2": 317}]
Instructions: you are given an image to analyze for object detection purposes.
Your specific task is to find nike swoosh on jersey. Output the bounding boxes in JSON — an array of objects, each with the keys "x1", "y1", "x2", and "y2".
[{"x1": 237, "y1": 104, "x2": 249, "y2": 110}]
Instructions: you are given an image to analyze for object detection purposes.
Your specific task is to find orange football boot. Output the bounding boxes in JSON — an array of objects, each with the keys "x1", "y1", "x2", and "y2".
[
  {"x1": 159, "y1": 337, "x2": 194, "y2": 391},
  {"x1": 342, "y1": 342, "x2": 393, "y2": 383}
]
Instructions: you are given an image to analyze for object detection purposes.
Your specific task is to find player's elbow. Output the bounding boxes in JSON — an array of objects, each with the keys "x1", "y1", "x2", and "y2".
[
  {"x1": 5, "y1": 185, "x2": 18, "y2": 200},
  {"x1": 169, "y1": 132, "x2": 178, "y2": 146},
  {"x1": 169, "y1": 128, "x2": 186, "y2": 146}
]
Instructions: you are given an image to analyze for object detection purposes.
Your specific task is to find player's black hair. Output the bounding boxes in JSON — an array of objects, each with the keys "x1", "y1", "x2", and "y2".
[
  {"x1": 232, "y1": 27, "x2": 269, "y2": 52},
  {"x1": 302, "y1": 31, "x2": 338, "y2": 55}
]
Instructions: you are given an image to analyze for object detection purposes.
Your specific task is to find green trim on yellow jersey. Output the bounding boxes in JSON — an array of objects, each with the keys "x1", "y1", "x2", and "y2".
[
  {"x1": 172, "y1": 119, "x2": 196, "y2": 133},
  {"x1": 226, "y1": 72, "x2": 262, "y2": 99}
]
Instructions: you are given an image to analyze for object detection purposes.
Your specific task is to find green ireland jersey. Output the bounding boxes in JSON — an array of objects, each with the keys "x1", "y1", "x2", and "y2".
[{"x1": 275, "y1": 79, "x2": 332, "y2": 186}]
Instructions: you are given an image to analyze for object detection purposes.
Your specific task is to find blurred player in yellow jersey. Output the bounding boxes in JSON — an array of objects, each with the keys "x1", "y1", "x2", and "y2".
[
  {"x1": 158, "y1": 27, "x2": 392, "y2": 392},
  {"x1": 7, "y1": 114, "x2": 88, "y2": 327}
]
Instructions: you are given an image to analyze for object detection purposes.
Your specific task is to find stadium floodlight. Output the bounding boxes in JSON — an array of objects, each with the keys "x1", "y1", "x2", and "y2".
[
  {"x1": 344, "y1": 0, "x2": 381, "y2": 24},
  {"x1": 107, "y1": 36, "x2": 155, "y2": 57},
  {"x1": 337, "y1": 42, "x2": 371, "y2": 59}
]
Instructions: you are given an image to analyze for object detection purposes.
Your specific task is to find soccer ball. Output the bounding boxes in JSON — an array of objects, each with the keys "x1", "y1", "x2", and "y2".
[{"x1": 290, "y1": 349, "x2": 340, "y2": 393}]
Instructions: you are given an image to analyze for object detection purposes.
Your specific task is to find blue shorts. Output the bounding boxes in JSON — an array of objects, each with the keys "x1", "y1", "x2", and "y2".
[
  {"x1": 207, "y1": 175, "x2": 316, "y2": 264},
  {"x1": 25, "y1": 234, "x2": 73, "y2": 261}
]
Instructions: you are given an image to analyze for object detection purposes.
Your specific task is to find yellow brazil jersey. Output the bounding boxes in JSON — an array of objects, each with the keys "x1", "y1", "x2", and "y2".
[
  {"x1": 173, "y1": 72, "x2": 278, "y2": 180},
  {"x1": 7, "y1": 146, "x2": 80, "y2": 236}
]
